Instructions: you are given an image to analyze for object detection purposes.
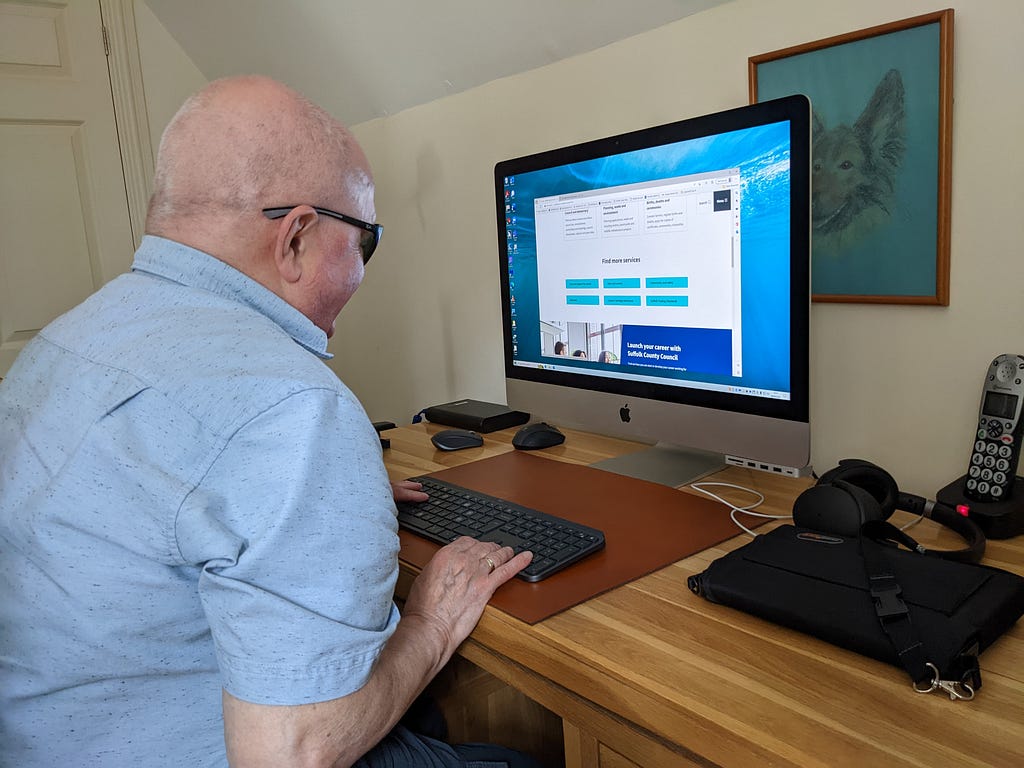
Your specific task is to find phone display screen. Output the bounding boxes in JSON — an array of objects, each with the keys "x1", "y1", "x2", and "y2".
[{"x1": 983, "y1": 391, "x2": 1018, "y2": 420}]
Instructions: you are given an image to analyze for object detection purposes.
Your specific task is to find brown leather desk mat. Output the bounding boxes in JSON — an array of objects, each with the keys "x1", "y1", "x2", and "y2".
[{"x1": 398, "y1": 451, "x2": 765, "y2": 624}]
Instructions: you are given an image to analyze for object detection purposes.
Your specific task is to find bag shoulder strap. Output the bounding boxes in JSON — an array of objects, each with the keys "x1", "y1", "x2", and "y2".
[{"x1": 859, "y1": 521, "x2": 979, "y2": 700}]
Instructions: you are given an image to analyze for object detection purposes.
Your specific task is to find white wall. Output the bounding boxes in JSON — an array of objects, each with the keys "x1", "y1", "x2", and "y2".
[
  {"x1": 136, "y1": 0, "x2": 1024, "y2": 500},
  {"x1": 337, "y1": 0, "x2": 1024, "y2": 499},
  {"x1": 134, "y1": 0, "x2": 206, "y2": 152}
]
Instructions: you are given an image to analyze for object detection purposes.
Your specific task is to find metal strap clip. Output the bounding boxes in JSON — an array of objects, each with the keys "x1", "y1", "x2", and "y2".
[{"x1": 913, "y1": 662, "x2": 976, "y2": 701}]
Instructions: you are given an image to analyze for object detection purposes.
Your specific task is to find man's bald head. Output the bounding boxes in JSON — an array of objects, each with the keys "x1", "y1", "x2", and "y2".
[{"x1": 146, "y1": 76, "x2": 368, "y2": 241}]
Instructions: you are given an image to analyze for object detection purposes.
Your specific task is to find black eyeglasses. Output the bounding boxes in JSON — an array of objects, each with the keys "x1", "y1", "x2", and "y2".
[{"x1": 263, "y1": 206, "x2": 383, "y2": 264}]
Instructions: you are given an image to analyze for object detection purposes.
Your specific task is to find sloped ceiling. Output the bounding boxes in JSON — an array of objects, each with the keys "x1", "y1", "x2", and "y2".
[{"x1": 143, "y1": 0, "x2": 731, "y2": 126}]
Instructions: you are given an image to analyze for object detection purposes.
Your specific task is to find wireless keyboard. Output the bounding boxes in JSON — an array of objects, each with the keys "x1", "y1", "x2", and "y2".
[{"x1": 396, "y1": 476, "x2": 605, "y2": 582}]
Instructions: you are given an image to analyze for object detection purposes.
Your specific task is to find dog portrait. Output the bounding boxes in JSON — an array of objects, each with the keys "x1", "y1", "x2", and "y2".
[
  {"x1": 811, "y1": 69, "x2": 905, "y2": 254},
  {"x1": 749, "y1": 11, "x2": 952, "y2": 304}
]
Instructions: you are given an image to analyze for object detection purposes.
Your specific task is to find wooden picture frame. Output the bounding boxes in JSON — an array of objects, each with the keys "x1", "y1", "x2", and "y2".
[{"x1": 750, "y1": 10, "x2": 953, "y2": 305}]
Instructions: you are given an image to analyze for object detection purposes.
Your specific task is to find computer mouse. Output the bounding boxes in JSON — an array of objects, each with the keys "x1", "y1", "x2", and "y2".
[
  {"x1": 512, "y1": 422, "x2": 565, "y2": 450},
  {"x1": 430, "y1": 429, "x2": 485, "y2": 451}
]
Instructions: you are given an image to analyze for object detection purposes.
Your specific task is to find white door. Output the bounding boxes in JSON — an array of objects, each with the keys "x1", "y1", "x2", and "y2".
[{"x1": 0, "y1": 0, "x2": 135, "y2": 376}]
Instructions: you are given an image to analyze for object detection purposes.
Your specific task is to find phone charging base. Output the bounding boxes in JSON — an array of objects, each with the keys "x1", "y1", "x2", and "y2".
[{"x1": 937, "y1": 475, "x2": 1024, "y2": 539}]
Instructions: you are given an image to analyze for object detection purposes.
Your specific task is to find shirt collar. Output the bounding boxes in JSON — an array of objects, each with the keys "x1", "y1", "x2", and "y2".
[{"x1": 131, "y1": 235, "x2": 332, "y2": 359}]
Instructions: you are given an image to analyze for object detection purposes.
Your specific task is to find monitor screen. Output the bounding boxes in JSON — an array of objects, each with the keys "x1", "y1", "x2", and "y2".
[{"x1": 494, "y1": 95, "x2": 811, "y2": 486}]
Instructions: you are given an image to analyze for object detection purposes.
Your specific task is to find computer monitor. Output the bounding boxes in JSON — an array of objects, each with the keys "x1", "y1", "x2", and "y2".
[{"x1": 494, "y1": 95, "x2": 811, "y2": 487}]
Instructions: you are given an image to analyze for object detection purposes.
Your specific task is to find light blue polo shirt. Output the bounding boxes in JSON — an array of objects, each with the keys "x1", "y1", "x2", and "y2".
[{"x1": 0, "y1": 236, "x2": 400, "y2": 767}]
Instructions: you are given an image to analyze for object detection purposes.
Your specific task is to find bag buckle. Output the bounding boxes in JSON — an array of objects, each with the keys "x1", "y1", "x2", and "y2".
[
  {"x1": 913, "y1": 662, "x2": 976, "y2": 701},
  {"x1": 869, "y1": 574, "x2": 907, "y2": 618}
]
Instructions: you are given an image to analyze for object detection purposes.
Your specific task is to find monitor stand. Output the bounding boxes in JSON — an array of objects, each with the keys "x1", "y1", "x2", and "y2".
[{"x1": 590, "y1": 443, "x2": 725, "y2": 489}]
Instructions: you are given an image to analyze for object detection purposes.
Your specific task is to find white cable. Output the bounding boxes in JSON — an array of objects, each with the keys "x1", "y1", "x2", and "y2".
[
  {"x1": 690, "y1": 481, "x2": 790, "y2": 537},
  {"x1": 899, "y1": 512, "x2": 926, "y2": 531},
  {"x1": 693, "y1": 479, "x2": 927, "y2": 537}
]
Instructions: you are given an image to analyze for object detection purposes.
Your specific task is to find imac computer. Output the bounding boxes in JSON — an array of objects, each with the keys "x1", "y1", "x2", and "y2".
[{"x1": 494, "y1": 95, "x2": 811, "y2": 487}]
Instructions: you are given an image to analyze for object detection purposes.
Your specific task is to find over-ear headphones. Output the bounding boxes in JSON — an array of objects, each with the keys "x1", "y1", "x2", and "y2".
[{"x1": 793, "y1": 459, "x2": 986, "y2": 563}]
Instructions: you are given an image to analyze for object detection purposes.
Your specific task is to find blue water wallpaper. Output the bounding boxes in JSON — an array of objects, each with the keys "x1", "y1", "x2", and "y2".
[{"x1": 504, "y1": 120, "x2": 794, "y2": 394}]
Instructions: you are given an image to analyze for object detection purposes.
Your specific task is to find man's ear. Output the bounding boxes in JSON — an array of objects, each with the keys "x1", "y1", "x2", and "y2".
[{"x1": 272, "y1": 206, "x2": 319, "y2": 284}]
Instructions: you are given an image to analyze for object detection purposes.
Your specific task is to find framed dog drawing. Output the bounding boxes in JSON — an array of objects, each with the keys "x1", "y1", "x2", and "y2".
[{"x1": 750, "y1": 10, "x2": 953, "y2": 305}]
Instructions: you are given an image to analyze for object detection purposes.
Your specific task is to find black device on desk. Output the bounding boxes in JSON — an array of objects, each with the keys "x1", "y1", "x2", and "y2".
[
  {"x1": 512, "y1": 422, "x2": 565, "y2": 450},
  {"x1": 964, "y1": 354, "x2": 1024, "y2": 502},
  {"x1": 396, "y1": 476, "x2": 605, "y2": 582},
  {"x1": 423, "y1": 399, "x2": 530, "y2": 433},
  {"x1": 431, "y1": 429, "x2": 485, "y2": 451},
  {"x1": 372, "y1": 421, "x2": 396, "y2": 449},
  {"x1": 937, "y1": 353, "x2": 1024, "y2": 538}
]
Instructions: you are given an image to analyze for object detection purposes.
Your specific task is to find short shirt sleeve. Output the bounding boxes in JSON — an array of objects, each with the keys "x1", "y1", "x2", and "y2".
[{"x1": 175, "y1": 387, "x2": 400, "y2": 705}]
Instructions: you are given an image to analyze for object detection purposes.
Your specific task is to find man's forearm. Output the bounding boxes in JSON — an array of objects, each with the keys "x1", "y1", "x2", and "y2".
[
  {"x1": 223, "y1": 537, "x2": 531, "y2": 767},
  {"x1": 223, "y1": 612, "x2": 451, "y2": 768}
]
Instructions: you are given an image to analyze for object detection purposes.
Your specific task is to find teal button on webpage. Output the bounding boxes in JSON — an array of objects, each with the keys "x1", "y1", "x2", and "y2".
[
  {"x1": 604, "y1": 295, "x2": 641, "y2": 306},
  {"x1": 645, "y1": 277, "x2": 689, "y2": 288},
  {"x1": 646, "y1": 295, "x2": 688, "y2": 306},
  {"x1": 566, "y1": 295, "x2": 601, "y2": 305},
  {"x1": 565, "y1": 279, "x2": 599, "y2": 289},
  {"x1": 603, "y1": 278, "x2": 642, "y2": 289}
]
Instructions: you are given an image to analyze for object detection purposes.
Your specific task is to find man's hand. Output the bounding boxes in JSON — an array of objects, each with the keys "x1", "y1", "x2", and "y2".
[
  {"x1": 403, "y1": 537, "x2": 533, "y2": 657},
  {"x1": 391, "y1": 480, "x2": 531, "y2": 654},
  {"x1": 391, "y1": 479, "x2": 428, "y2": 504}
]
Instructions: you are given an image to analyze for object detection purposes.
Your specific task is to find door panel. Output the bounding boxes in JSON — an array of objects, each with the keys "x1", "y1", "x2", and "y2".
[{"x1": 0, "y1": 0, "x2": 134, "y2": 374}]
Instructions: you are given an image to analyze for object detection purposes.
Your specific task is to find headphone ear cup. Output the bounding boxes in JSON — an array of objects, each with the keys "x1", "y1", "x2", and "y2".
[
  {"x1": 793, "y1": 479, "x2": 884, "y2": 537},
  {"x1": 816, "y1": 459, "x2": 899, "y2": 520}
]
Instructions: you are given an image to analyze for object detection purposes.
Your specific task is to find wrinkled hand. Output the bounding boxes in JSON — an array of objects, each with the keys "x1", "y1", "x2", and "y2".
[
  {"x1": 403, "y1": 537, "x2": 533, "y2": 657},
  {"x1": 391, "y1": 480, "x2": 429, "y2": 504}
]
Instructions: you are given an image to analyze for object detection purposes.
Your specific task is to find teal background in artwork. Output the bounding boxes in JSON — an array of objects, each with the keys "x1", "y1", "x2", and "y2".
[{"x1": 757, "y1": 23, "x2": 940, "y2": 297}]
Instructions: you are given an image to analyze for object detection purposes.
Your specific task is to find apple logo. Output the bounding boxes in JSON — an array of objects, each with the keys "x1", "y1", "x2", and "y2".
[{"x1": 619, "y1": 403, "x2": 631, "y2": 423}]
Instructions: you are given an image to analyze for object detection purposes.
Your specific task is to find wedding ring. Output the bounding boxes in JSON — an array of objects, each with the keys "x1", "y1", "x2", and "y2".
[{"x1": 484, "y1": 556, "x2": 496, "y2": 573}]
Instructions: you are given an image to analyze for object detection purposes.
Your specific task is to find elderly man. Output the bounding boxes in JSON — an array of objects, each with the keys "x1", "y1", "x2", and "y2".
[{"x1": 0, "y1": 76, "x2": 537, "y2": 768}]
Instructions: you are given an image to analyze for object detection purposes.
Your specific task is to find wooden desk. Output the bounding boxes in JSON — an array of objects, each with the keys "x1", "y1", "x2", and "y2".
[{"x1": 384, "y1": 423, "x2": 1024, "y2": 767}]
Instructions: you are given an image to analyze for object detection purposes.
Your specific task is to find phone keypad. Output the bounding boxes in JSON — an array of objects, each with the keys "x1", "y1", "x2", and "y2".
[{"x1": 966, "y1": 417, "x2": 1018, "y2": 500}]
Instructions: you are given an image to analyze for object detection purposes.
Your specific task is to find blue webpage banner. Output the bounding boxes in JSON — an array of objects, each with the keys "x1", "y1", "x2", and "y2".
[{"x1": 620, "y1": 325, "x2": 732, "y2": 375}]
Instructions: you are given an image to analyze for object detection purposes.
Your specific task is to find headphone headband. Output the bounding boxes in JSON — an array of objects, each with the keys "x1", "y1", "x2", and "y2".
[
  {"x1": 794, "y1": 459, "x2": 986, "y2": 563},
  {"x1": 899, "y1": 492, "x2": 986, "y2": 563}
]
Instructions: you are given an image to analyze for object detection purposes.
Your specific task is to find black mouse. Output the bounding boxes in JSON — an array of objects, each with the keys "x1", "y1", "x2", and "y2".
[
  {"x1": 430, "y1": 428, "x2": 484, "y2": 451},
  {"x1": 512, "y1": 422, "x2": 565, "y2": 450}
]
